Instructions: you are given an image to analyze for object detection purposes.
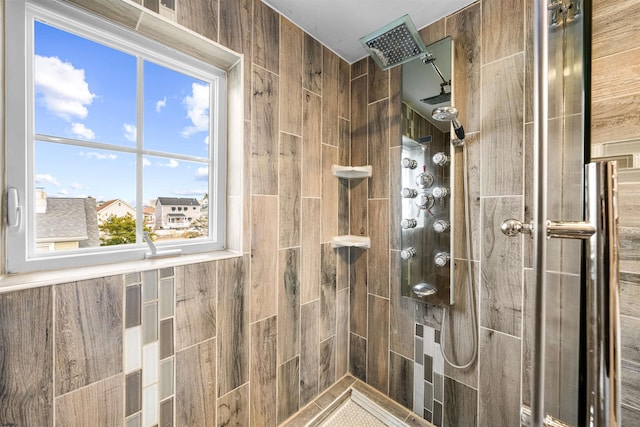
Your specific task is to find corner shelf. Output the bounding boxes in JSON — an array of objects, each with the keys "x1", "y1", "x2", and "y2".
[
  {"x1": 331, "y1": 235, "x2": 371, "y2": 249},
  {"x1": 332, "y1": 165, "x2": 372, "y2": 179}
]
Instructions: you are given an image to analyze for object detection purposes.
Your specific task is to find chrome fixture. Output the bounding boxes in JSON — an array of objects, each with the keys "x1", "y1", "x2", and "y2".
[
  {"x1": 400, "y1": 247, "x2": 417, "y2": 260},
  {"x1": 433, "y1": 219, "x2": 450, "y2": 233},
  {"x1": 416, "y1": 172, "x2": 434, "y2": 188},
  {"x1": 401, "y1": 157, "x2": 418, "y2": 169},
  {"x1": 434, "y1": 252, "x2": 450, "y2": 267},
  {"x1": 401, "y1": 218, "x2": 418, "y2": 229},
  {"x1": 432, "y1": 152, "x2": 450, "y2": 166},
  {"x1": 419, "y1": 52, "x2": 451, "y2": 105},
  {"x1": 432, "y1": 106, "x2": 465, "y2": 142},
  {"x1": 415, "y1": 193, "x2": 434, "y2": 210},
  {"x1": 432, "y1": 186, "x2": 449, "y2": 200},
  {"x1": 412, "y1": 282, "x2": 437, "y2": 297},
  {"x1": 401, "y1": 188, "x2": 418, "y2": 198},
  {"x1": 359, "y1": 14, "x2": 426, "y2": 70}
]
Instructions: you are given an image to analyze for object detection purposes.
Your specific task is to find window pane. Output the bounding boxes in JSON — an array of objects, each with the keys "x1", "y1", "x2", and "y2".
[
  {"x1": 144, "y1": 61, "x2": 211, "y2": 157},
  {"x1": 143, "y1": 155, "x2": 208, "y2": 241},
  {"x1": 34, "y1": 141, "x2": 137, "y2": 251},
  {"x1": 34, "y1": 21, "x2": 137, "y2": 146}
]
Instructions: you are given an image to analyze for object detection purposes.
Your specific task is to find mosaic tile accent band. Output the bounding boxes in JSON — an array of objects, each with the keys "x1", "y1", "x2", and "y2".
[{"x1": 413, "y1": 323, "x2": 444, "y2": 426}]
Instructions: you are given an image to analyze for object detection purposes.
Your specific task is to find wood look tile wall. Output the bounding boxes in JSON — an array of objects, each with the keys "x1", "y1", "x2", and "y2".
[
  {"x1": 0, "y1": 0, "x2": 350, "y2": 425},
  {"x1": 592, "y1": 0, "x2": 640, "y2": 423}
]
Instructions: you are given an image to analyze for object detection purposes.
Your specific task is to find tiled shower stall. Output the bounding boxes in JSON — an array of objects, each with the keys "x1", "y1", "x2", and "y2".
[{"x1": 0, "y1": 0, "x2": 639, "y2": 426}]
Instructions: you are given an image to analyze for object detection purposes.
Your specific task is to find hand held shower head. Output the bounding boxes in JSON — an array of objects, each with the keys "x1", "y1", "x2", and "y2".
[{"x1": 432, "y1": 106, "x2": 465, "y2": 141}]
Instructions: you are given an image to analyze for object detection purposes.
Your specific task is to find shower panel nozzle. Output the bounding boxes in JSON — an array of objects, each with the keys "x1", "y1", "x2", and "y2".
[
  {"x1": 359, "y1": 15, "x2": 426, "y2": 70},
  {"x1": 432, "y1": 106, "x2": 466, "y2": 141}
]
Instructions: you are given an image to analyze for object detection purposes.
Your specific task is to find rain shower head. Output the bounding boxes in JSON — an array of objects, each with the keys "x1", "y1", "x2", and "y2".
[
  {"x1": 432, "y1": 106, "x2": 465, "y2": 141},
  {"x1": 359, "y1": 15, "x2": 426, "y2": 70}
]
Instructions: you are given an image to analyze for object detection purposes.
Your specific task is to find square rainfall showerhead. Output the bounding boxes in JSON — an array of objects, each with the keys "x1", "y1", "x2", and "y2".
[{"x1": 359, "y1": 14, "x2": 427, "y2": 70}]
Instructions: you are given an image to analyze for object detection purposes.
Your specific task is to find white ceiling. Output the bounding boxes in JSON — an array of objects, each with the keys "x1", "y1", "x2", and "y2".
[{"x1": 262, "y1": 0, "x2": 475, "y2": 63}]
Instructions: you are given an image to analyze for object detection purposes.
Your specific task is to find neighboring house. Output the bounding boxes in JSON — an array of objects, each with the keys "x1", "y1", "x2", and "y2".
[
  {"x1": 143, "y1": 206, "x2": 156, "y2": 229},
  {"x1": 155, "y1": 197, "x2": 201, "y2": 229},
  {"x1": 97, "y1": 199, "x2": 135, "y2": 223},
  {"x1": 35, "y1": 189, "x2": 100, "y2": 252}
]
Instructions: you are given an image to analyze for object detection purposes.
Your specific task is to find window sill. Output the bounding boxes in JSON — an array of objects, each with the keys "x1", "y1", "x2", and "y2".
[{"x1": 0, "y1": 249, "x2": 243, "y2": 294}]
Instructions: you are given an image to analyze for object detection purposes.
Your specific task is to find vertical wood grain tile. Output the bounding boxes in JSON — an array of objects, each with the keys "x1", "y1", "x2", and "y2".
[
  {"x1": 481, "y1": 197, "x2": 523, "y2": 336},
  {"x1": 592, "y1": 0, "x2": 640, "y2": 59},
  {"x1": 623, "y1": 405, "x2": 640, "y2": 427},
  {"x1": 220, "y1": 0, "x2": 252, "y2": 116},
  {"x1": 338, "y1": 58, "x2": 350, "y2": 119},
  {"x1": 479, "y1": 329, "x2": 521, "y2": 426},
  {"x1": 320, "y1": 242, "x2": 337, "y2": 342},
  {"x1": 217, "y1": 256, "x2": 249, "y2": 396},
  {"x1": 319, "y1": 337, "x2": 336, "y2": 393},
  {"x1": 368, "y1": 57, "x2": 388, "y2": 104},
  {"x1": 350, "y1": 247, "x2": 368, "y2": 337},
  {"x1": 302, "y1": 90, "x2": 322, "y2": 197},
  {"x1": 368, "y1": 99, "x2": 390, "y2": 199},
  {"x1": 217, "y1": 383, "x2": 249, "y2": 427},
  {"x1": 338, "y1": 117, "x2": 351, "y2": 167},
  {"x1": 350, "y1": 75, "x2": 368, "y2": 166},
  {"x1": 175, "y1": 338, "x2": 217, "y2": 427},
  {"x1": 388, "y1": 351, "x2": 413, "y2": 410},
  {"x1": 55, "y1": 375, "x2": 122, "y2": 427},
  {"x1": 176, "y1": 0, "x2": 218, "y2": 42},
  {"x1": 443, "y1": 377, "x2": 478, "y2": 427},
  {"x1": 175, "y1": 261, "x2": 216, "y2": 351},
  {"x1": 368, "y1": 199, "x2": 390, "y2": 297},
  {"x1": 350, "y1": 333, "x2": 367, "y2": 382},
  {"x1": 252, "y1": 0, "x2": 279, "y2": 73},
  {"x1": 251, "y1": 195, "x2": 278, "y2": 322},
  {"x1": 446, "y1": 3, "x2": 481, "y2": 133},
  {"x1": 336, "y1": 288, "x2": 349, "y2": 378},
  {"x1": 277, "y1": 357, "x2": 300, "y2": 424},
  {"x1": 389, "y1": 66, "x2": 402, "y2": 148},
  {"x1": 481, "y1": 53, "x2": 524, "y2": 197},
  {"x1": 336, "y1": 246, "x2": 349, "y2": 291},
  {"x1": 338, "y1": 120, "x2": 351, "y2": 236},
  {"x1": 367, "y1": 295, "x2": 389, "y2": 393},
  {"x1": 279, "y1": 132, "x2": 301, "y2": 248},
  {"x1": 350, "y1": 178, "x2": 368, "y2": 237},
  {"x1": 279, "y1": 18, "x2": 303, "y2": 135},
  {"x1": 592, "y1": 94, "x2": 640, "y2": 144},
  {"x1": 419, "y1": 18, "x2": 446, "y2": 46},
  {"x1": 321, "y1": 144, "x2": 339, "y2": 242},
  {"x1": 389, "y1": 251, "x2": 415, "y2": 360},
  {"x1": 303, "y1": 34, "x2": 322, "y2": 94},
  {"x1": 482, "y1": 0, "x2": 524, "y2": 63},
  {"x1": 322, "y1": 47, "x2": 339, "y2": 147},
  {"x1": 301, "y1": 198, "x2": 321, "y2": 304},
  {"x1": 250, "y1": 316, "x2": 277, "y2": 427},
  {"x1": 0, "y1": 287, "x2": 52, "y2": 426},
  {"x1": 278, "y1": 248, "x2": 301, "y2": 363},
  {"x1": 352, "y1": 58, "x2": 368, "y2": 79},
  {"x1": 55, "y1": 276, "x2": 123, "y2": 395},
  {"x1": 621, "y1": 360, "x2": 640, "y2": 412},
  {"x1": 300, "y1": 301, "x2": 319, "y2": 406},
  {"x1": 252, "y1": 67, "x2": 279, "y2": 195}
]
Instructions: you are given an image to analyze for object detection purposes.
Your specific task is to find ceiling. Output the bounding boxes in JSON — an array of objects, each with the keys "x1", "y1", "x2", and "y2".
[{"x1": 262, "y1": 0, "x2": 475, "y2": 63}]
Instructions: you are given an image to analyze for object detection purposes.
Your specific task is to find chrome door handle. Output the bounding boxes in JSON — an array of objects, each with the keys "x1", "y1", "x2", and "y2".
[{"x1": 500, "y1": 219, "x2": 533, "y2": 236}]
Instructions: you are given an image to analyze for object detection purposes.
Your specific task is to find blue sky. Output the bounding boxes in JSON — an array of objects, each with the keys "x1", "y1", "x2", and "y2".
[{"x1": 34, "y1": 21, "x2": 210, "y2": 206}]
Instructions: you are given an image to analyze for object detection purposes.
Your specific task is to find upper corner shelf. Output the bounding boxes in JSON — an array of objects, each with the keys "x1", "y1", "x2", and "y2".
[
  {"x1": 331, "y1": 235, "x2": 371, "y2": 249},
  {"x1": 332, "y1": 165, "x2": 372, "y2": 179}
]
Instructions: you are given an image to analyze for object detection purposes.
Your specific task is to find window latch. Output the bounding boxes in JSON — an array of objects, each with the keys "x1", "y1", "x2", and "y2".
[
  {"x1": 143, "y1": 231, "x2": 182, "y2": 259},
  {"x1": 7, "y1": 187, "x2": 23, "y2": 231}
]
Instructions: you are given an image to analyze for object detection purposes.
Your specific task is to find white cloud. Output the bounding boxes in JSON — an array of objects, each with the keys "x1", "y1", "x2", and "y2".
[
  {"x1": 204, "y1": 135, "x2": 210, "y2": 145},
  {"x1": 161, "y1": 159, "x2": 179, "y2": 168},
  {"x1": 181, "y1": 83, "x2": 209, "y2": 137},
  {"x1": 123, "y1": 123, "x2": 137, "y2": 142},
  {"x1": 34, "y1": 55, "x2": 96, "y2": 121},
  {"x1": 57, "y1": 189, "x2": 69, "y2": 196},
  {"x1": 71, "y1": 122, "x2": 96, "y2": 140},
  {"x1": 35, "y1": 174, "x2": 60, "y2": 186},
  {"x1": 156, "y1": 97, "x2": 167, "y2": 112},
  {"x1": 70, "y1": 182, "x2": 84, "y2": 190},
  {"x1": 195, "y1": 166, "x2": 208, "y2": 181},
  {"x1": 172, "y1": 189, "x2": 207, "y2": 196},
  {"x1": 142, "y1": 158, "x2": 151, "y2": 167},
  {"x1": 80, "y1": 151, "x2": 117, "y2": 160}
]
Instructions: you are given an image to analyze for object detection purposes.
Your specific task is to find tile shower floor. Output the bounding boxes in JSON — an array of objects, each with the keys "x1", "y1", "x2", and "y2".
[{"x1": 282, "y1": 375, "x2": 434, "y2": 427}]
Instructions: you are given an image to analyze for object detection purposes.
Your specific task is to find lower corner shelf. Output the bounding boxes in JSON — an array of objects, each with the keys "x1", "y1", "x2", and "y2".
[{"x1": 331, "y1": 235, "x2": 371, "y2": 249}]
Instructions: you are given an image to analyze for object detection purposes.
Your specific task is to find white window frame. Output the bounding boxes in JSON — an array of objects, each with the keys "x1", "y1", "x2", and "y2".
[{"x1": 5, "y1": 0, "x2": 228, "y2": 273}]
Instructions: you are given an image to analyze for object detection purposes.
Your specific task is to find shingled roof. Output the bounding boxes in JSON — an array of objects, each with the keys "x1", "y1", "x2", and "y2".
[
  {"x1": 156, "y1": 197, "x2": 200, "y2": 206},
  {"x1": 36, "y1": 197, "x2": 100, "y2": 247}
]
